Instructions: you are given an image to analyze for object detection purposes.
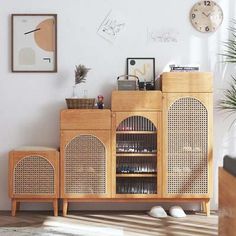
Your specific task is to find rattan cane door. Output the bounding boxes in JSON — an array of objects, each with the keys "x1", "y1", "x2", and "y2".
[
  {"x1": 112, "y1": 112, "x2": 162, "y2": 198},
  {"x1": 163, "y1": 93, "x2": 213, "y2": 198},
  {"x1": 9, "y1": 149, "x2": 59, "y2": 199},
  {"x1": 61, "y1": 130, "x2": 111, "y2": 198}
]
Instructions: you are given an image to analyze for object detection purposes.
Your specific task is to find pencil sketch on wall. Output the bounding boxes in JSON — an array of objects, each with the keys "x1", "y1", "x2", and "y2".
[
  {"x1": 147, "y1": 28, "x2": 179, "y2": 43},
  {"x1": 97, "y1": 10, "x2": 126, "y2": 43}
]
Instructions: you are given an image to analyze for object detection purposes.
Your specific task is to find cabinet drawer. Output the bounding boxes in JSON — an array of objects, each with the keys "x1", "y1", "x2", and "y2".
[
  {"x1": 60, "y1": 109, "x2": 111, "y2": 130},
  {"x1": 111, "y1": 91, "x2": 162, "y2": 111},
  {"x1": 161, "y1": 72, "x2": 213, "y2": 93}
]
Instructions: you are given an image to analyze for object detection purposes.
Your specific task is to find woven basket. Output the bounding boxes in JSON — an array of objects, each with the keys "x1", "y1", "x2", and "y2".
[{"x1": 66, "y1": 98, "x2": 95, "y2": 109}]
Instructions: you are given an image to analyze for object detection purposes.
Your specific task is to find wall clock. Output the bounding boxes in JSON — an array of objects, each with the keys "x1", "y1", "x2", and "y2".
[
  {"x1": 11, "y1": 14, "x2": 57, "y2": 72},
  {"x1": 190, "y1": 1, "x2": 223, "y2": 33}
]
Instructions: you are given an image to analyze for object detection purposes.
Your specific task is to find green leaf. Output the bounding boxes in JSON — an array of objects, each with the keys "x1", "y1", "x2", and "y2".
[
  {"x1": 220, "y1": 20, "x2": 236, "y2": 64},
  {"x1": 218, "y1": 76, "x2": 236, "y2": 114}
]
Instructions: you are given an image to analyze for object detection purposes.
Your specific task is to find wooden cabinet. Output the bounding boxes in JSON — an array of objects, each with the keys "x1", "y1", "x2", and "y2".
[
  {"x1": 59, "y1": 73, "x2": 213, "y2": 216},
  {"x1": 60, "y1": 110, "x2": 111, "y2": 216},
  {"x1": 9, "y1": 147, "x2": 59, "y2": 216},
  {"x1": 161, "y1": 72, "x2": 213, "y2": 215}
]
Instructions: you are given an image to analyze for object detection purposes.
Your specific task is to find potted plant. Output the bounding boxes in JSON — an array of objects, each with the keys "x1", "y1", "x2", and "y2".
[
  {"x1": 66, "y1": 64, "x2": 95, "y2": 109},
  {"x1": 72, "y1": 64, "x2": 90, "y2": 97},
  {"x1": 218, "y1": 20, "x2": 236, "y2": 124}
]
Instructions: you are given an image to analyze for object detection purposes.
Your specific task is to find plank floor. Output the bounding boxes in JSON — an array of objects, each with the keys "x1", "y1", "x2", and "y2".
[{"x1": 0, "y1": 211, "x2": 218, "y2": 236}]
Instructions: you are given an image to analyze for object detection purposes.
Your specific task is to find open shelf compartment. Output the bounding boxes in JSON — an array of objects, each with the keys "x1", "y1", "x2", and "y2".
[{"x1": 115, "y1": 115, "x2": 158, "y2": 195}]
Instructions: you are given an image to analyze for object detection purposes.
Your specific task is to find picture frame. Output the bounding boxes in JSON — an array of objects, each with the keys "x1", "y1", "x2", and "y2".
[
  {"x1": 11, "y1": 14, "x2": 57, "y2": 72},
  {"x1": 127, "y1": 58, "x2": 155, "y2": 89}
]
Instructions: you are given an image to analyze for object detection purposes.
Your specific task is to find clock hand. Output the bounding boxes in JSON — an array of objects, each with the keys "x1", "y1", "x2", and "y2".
[
  {"x1": 24, "y1": 28, "x2": 41, "y2": 35},
  {"x1": 202, "y1": 12, "x2": 210, "y2": 17}
]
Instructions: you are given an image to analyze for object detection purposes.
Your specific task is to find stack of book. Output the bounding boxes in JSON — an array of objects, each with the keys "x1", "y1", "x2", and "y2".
[{"x1": 169, "y1": 65, "x2": 199, "y2": 72}]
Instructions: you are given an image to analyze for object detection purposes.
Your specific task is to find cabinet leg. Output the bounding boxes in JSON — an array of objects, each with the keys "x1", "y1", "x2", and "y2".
[
  {"x1": 201, "y1": 202, "x2": 206, "y2": 212},
  {"x1": 203, "y1": 200, "x2": 210, "y2": 216},
  {"x1": 11, "y1": 199, "x2": 17, "y2": 216},
  {"x1": 53, "y1": 199, "x2": 58, "y2": 217},
  {"x1": 63, "y1": 199, "x2": 68, "y2": 217}
]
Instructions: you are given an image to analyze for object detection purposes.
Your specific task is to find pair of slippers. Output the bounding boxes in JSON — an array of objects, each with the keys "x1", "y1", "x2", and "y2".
[{"x1": 148, "y1": 206, "x2": 186, "y2": 218}]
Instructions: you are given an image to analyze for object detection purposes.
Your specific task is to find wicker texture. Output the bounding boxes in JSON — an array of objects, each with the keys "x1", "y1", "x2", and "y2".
[
  {"x1": 117, "y1": 116, "x2": 157, "y2": 131},
  {"x1": 14, "y1": 156, "x2": 55, "y2": 195},
  {"x1": 65, "y1": 135, "x2": 106, "y2": 194},
  {"x1": 167, "y1": 97, "x2": 208, "y2": 194},
  {"x1": 66, "y1": 98, "x2": 95, "y2": 109}
]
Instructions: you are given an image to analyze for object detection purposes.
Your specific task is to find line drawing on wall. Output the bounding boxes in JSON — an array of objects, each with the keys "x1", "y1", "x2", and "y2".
[
  {"x1": 147, "y1": 28, "x2": 179, "y2": 43},
  {"x1": 97, "y1": 10, "x2": 126, "y2": 43}
]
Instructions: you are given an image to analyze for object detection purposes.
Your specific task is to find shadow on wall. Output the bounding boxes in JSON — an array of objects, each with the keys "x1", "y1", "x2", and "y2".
[
  {"x1": 67, "y1": 202, "x2": 200, "y2": 212},
  {"x1": 17, "y1": 101, "x2": 65, "y2": 148},
  {"x1": 2, "y1": 201, "x2": 201, "y2": 212},
  {"x1": 96, "y1": 80, "x2": 117, "y2": 109}
]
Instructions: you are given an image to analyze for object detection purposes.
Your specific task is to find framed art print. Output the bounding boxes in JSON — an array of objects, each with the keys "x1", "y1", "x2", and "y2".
[
  {"x1": 127, "y1": 58, "x2": 155, "y2": 87},
  {"x1": 11, "y1": 14, "x2": 57, "y2": 72}
]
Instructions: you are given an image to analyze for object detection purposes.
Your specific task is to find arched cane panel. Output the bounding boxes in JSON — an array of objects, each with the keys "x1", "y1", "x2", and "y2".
[
  {"x1": 116, "y1": 116, "x2": 157, "y2": 153},
  {"x1": 14, "y1": 156, "x2": 55, "y2": 195},
  {"x1": 117, "y1": 116, "x2": 157, "y2": 131},
  {"x1": 167, "y1": 97, "x2": 208, "y2": 194},
  {"x1": 65, "y1": 135, "x2": 106, "y2": 194}
]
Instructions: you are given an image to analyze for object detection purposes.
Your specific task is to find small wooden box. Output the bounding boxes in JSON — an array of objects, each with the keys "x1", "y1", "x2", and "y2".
[
  {"x1": 9, "y1": 147, "x2": 59, "y2": 216},
  {"x1": 161, "y1": 72, "x2": 213, "y2": 93},
  {"x1": 111, "y1": 91, "x2": 162, "y2": 111},
  {"x1": 60, "y1": 109, "x2": 111, "y2": 130}
]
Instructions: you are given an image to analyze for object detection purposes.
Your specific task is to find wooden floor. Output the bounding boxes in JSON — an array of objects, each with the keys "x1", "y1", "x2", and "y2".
[{"x1": 0, "y1": 211, "x2": 218, "y2": 236}]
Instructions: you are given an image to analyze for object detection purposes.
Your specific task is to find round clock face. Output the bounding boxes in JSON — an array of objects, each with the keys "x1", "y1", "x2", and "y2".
[{"x1": 190, "y1": 0, "x2": 223, "y2": 33}]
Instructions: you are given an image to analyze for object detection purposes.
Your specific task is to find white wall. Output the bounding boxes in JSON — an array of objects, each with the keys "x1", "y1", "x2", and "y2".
[{"x1": 0, "y1": 0, "x2": 235, "y2": 211}]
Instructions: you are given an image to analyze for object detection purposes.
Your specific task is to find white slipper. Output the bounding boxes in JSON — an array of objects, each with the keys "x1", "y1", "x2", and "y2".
[
  {"x1": 169, "y1": 206, "x2": 186, "y2": 218},
  {"x1": 148, "y1": 206, "x2": 168, "y2": 218}
]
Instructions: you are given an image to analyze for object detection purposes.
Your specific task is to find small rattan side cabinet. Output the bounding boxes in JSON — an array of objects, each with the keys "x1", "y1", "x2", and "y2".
[{"x1": 9, "y1": 147, "x2": 59, "y2": 216}]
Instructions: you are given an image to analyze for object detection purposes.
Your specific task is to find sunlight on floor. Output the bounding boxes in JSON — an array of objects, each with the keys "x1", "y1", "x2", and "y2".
[
  {"x1": 43, "y1": 218, "x2": 124, "y2": 236},
  {"x1": 38, "y1": 212, "x2": 218, "y2": 236},
  {"x1": 0, "y1": 211, "x2": 218, "y2": 236}
]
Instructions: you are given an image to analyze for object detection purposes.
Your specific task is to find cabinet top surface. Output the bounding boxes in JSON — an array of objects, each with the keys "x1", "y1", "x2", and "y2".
[
  {"x1": 112, "y1": 91, "x2": 162, "y2": 94},
  {"x1": 61, "y1": 109, "x2": 111, "y2": 113},
  {"x1": 161, "y1": 72, "x2": 213, "y2": 77}
]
